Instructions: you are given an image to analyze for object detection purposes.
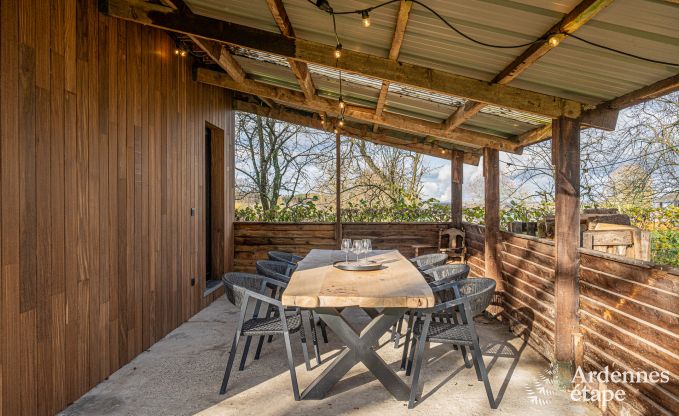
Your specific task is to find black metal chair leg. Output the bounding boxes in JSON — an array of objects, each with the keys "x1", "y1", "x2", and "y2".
[
  {"x1": 220, "y1": 332, "x2": 241, "y2": 394},
  {"x1": 406, "y1": 334, "x2": 417, "y2": 376},
  {"x1": 459, "y1": 345, "x2": 472, "y2": 368},
  {"x1": 309, "y1": 313, "x2": 322, "y2": 365},
  {"x1": 298, "y1": 313, "x2": 311, "y2": 371},
  {"x1": 238, "y1": 336, "x2": 253, "y2": 371},
  {"x1": 283, "y1": 330, "x2": 301, "y2": 401},
  {"x1": 254, "y1": 336, "x2": 265, "y2": 360},
  {"x1": 408, "y1": 318, "x2": 431, "y2": 409},
  {"x1": 319, "y1": 319, "x2": 329, "y2": 344},
  {"x1": 472, "y1": 345, "x2": 496, "y2": 409},
  {"x1": 400, "y1": 312, "x2": 414, "y2": 369},
  {"x1": 393, "y1": 316, "x2": 404, "y2": 347}
]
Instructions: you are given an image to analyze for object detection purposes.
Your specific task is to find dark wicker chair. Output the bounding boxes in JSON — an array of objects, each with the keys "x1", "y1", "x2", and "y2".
[
  {"x1": 405, "y1": 278, "x2": 497, "y2": 409},
  {"x1": 220, "y1": 273, "x2": 310, "y2": 400},
  {"x1": 267, "y1": 251, "x2": 304, "y2": 266},
  {"x1": 253, "y1": 260, "x2": 328, "y2": 366},
  {"x1": 392, "y1": 264, "x2": 471, "y2": 348},
  {"x1": 409, "y1": 253, "x2": 448, "y2": 271},
  {"x1": 423, "y1": 263, "x2": 470, "y2": 286}
]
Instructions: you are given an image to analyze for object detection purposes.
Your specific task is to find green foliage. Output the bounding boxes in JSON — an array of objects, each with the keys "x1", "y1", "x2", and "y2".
[
  {"x1": 342, "y1": 197, "x2": 450, "y2": 222},
  {"x1": 651, "y1": 230, "x2": 679, "y2": 266},
  {"x1": 235, "y1": 198, "x2": 335, "y2": 222},
  {"x1": 463, "y1": 200, "x2": 553, "y2": 228}
]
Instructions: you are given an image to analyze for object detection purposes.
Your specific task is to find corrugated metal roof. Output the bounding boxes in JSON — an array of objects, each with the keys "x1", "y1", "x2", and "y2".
[{"x1": 186, "y1": 0, "x2": 679, "y2": 140}]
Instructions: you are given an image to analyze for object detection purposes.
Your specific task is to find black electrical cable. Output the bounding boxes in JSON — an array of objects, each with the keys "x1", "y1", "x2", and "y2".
[
  {"x1": 569, "y1": 34, "x2": 679, "y2": 67},
  {"x1": 309, "y1": 0, "x2": 679, "y2": 66},
  {"x1": 409, "y1": 0, "x2": 538, "y2": 49}
]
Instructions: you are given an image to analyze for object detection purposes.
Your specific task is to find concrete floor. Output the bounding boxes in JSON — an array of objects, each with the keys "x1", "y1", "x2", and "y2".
[{"x1": 60, "y1": 297, "x2": 600, "y2": 416}]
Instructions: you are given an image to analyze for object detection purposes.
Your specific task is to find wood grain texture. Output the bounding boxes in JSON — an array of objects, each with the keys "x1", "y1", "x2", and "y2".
[
  {"x1": 0, "y1": 2, "x2": 234, "y2": 413},
  {"x1": 463, "y1": 222, "x2": 678, "y2": 416},
  {"x1": 283, "y1": 250, "x2": 435, "y2": 309},
  {"x1": 483, "y1": 148, "x2": 502, "y2": 294},
  {"x1": 552, "y1": 117, "x2": 581, "y2": 366}
]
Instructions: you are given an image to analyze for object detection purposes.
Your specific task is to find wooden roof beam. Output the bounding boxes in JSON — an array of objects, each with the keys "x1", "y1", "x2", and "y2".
[
  {"x1": 101, "y1": 0, "x2": 584, "y2": 119},
  {"x1": 373, "y1": 0, "x2": 413, "y2": 132},
  {"x1": 444, "y1": 0, "x2": 613, "y2": 132},
  {"x1": 197, "y1": 67, "x2": 521, "y2": 152},
  {"x1": 235, "y1": 100, "x2": 480, "y2": 164},
  {"x1": 190, "y1": 37, "x2": 247, "y2": 82},
  {"x1": 265, "y1": 0, "x2": 316, "y2": 100}
]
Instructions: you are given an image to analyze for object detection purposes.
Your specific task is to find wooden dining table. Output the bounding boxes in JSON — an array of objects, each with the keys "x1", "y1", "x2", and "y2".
[{"x1": 281, "y1": 249, "x2": 435, "y2": 401}]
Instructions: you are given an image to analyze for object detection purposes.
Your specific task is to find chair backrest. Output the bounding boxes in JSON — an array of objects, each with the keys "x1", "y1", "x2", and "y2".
[
  {"x1": 267, "y1": 251, "x2": 303, "y2": 266},
  {"x1": 425, "y1": 264, "x2": 470, "y2": 283},
  {"x1": 456, "y1": 278, "x2": 496, "y2": 317},
  {"x1": 439, "y1": 228, "x2": 465, "y2": 250},
  {"x1": 256, "y1": 260, "x2": 294, "y2": 283},
  {"x1": 222, "y1": 273, "x2": 265, "y2": 308},
  {"x1": 411, "y1": 253, "x2": 448, "y2": 270}
]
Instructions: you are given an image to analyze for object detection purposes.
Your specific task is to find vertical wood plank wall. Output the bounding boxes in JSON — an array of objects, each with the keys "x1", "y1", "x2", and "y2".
[{"x1": 0, "y1": 1, "x2": 234, "y2": 414}]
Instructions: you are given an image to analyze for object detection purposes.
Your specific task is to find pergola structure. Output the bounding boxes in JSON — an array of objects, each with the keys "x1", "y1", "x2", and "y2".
[
  {"x1": 102, "y1": 0, "x2": 679, "y2": 386},
  {"x1": 1, "y1": 1, "x2": 678, "y2": 415}
]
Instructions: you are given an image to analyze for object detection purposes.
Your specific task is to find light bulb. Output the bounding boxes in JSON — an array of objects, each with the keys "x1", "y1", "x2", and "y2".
[
  {"x1": 174, "y1": 48, "x2": 180, "y2": 55},
  {"x1": 338, "y1": 98, "x2": 345, "y2": 109},
  {"x1": 548, "y1": 35, "x2": 560, "y2": 47},
  {"x1": 361, "y1": 11, "x2": 370, "y2": 27},
  {"x1": 180, "y1": 49, "x2": 187, "y2": 57},
  {"x1": 334, "y1": 43, "x2": 342, "y2": 59},
  {"x1": 333, "y1": 127, "x2": 339, "y2": 134},
  {"x1": 338, "y1": 118, "x2": 344, "y2": 127}
]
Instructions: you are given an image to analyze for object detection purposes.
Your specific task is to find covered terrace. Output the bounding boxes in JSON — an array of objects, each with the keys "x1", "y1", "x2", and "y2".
[{"x1": 0, "y1": 0, "x2": 677, "y2": 415}]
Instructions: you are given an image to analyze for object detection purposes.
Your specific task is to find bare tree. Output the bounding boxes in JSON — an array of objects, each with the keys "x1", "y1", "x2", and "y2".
[
  {"x1": 339, "y1": 138, "x2": 435, "y2": 205},
  {"x1": 504, "y1": 93, "x2": 679, "y2": 206},
  {"x1": 235, "y1": 112, "x2": 335, "y2": 211}
]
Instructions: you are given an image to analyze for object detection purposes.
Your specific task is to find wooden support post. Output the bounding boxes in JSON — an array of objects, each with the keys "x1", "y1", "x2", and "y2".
[
  {"x1": 451, "y1": 150, "x2": 464, "y2": 229},
  {"x1": 483, "y1": 148, "x2": 503, "y2": 309},
  {"x1": 552, "y1": 116, "x2": 581, "y2": 388},
  {"x1": 335, "y1": 132, "x2": 342, "y2": 247}
]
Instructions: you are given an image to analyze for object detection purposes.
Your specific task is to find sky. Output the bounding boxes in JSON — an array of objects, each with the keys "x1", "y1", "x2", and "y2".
[{"x1": 420, "y1": 156, "x2": 484, "y2": 202}]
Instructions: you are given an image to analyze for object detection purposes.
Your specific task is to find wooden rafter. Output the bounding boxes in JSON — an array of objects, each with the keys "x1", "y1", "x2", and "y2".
[
  {"x1": 101, "y1": 0, "x2": 584, "y2": 119},
  {"x1": 235, "y1": 100, "x2": 481, "y2": 164},
  {"x1": 517, "y1": 72, "x2": 679, "y2": 148},
  {"x1": 445, "y1": 0, "x2": 613, "y2": 132},
  {"x1": 265, "y1": 0, "x2": 316, "y2": 100},
  {"x1": 197, "y1": 68, "x2": 521, "y2": 152},
  {"x1": 190, "y1": 37, "x2": 246, "y2": 82},
  {"x1": 189, "y1": 36, "x2": 274, "y2": 108},
  {"x1": 373, "y1": 0, "x2": 413, "y2": 132}
]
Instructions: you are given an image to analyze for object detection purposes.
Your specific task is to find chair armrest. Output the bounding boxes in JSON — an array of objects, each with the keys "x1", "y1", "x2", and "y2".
[
  {"x1": 256, "y1": 276, "x2": 289, "y2": 294},
  {"x1": 431, "y1": 297, "x2": 467, "y2": 312},
  {"x1": 243, "y1": 288, "x2": 284, "y2": 309},
  {"x1": 430, "y1": 279, "x2": 463, "y2": 293}
]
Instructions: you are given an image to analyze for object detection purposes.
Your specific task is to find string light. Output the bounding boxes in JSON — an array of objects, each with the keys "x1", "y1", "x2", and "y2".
[
  {"x1": 174, "y1": 48, "x2": 180, "y2": 55},
  {"x1": 547, "y1": 34, "x2": 561, "y2": 47},
  {"x1": 361, "y1": 10, "x2": 370, "y2": 27},
  {"x1": 338, "y1": 97, "x2": 345, "y2": 109},
  {"x1": 338, "y1": 117, "x2": 345, "y2": 127},
  {"x1": 180, "y1": 49, "x2": 187, "y2": 57},
  {"x1": 334, "y1": 43, "x2": 342, "y2": 58},
  {"x1": 334, "y1": 126, "x2": 339, "y2": 134},
  {"x1": 310, "y1": 0, "x2": 679, "y2": 67}
]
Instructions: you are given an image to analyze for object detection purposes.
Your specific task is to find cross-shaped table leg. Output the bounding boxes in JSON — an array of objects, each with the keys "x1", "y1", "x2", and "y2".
[{"x1": 301, "y1": 307, "x2": 410, "y2": 401}]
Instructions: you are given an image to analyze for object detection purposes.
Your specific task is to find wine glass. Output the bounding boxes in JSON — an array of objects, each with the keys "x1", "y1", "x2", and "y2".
[
  {"x1": 341, "y1": 239, "x2": 352, "y2": 263},
  {"x1": 352, "y1": 240, "x2": 362, "y2": 263},
  {"x1": 362, "y1": 239, "x2": 372, "y2": 262}
]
